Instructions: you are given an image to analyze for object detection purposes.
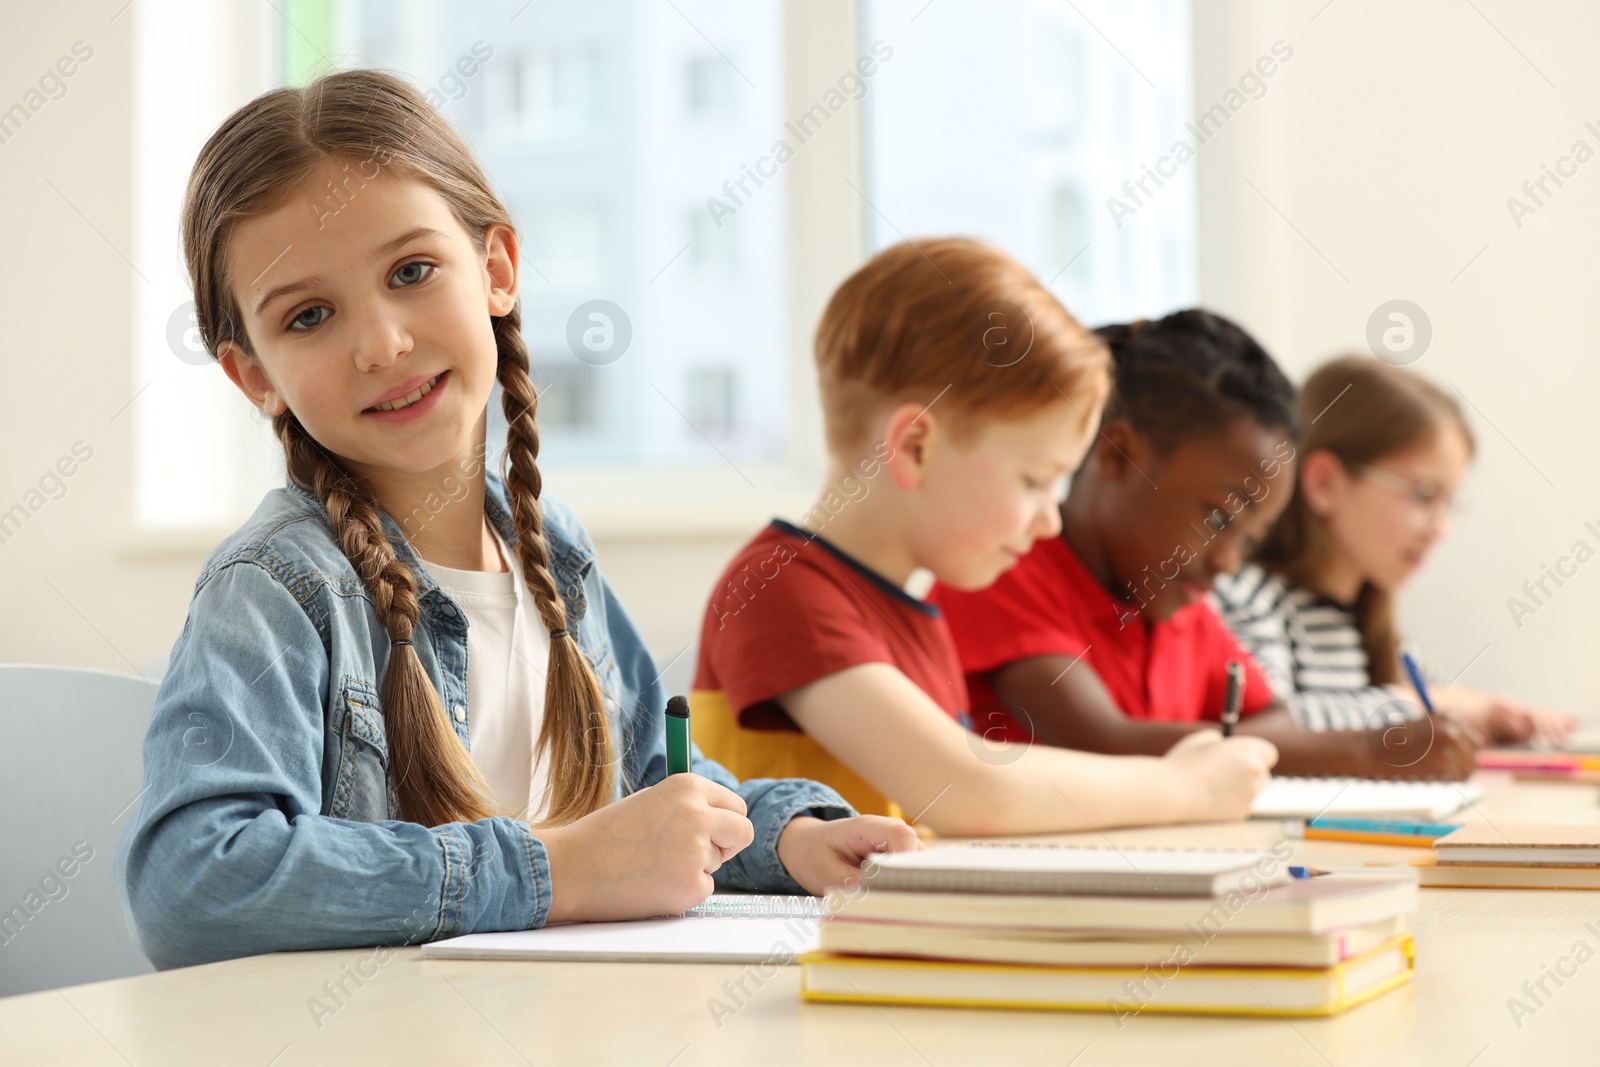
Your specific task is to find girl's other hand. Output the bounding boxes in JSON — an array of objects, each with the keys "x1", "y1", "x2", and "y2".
[
  {"x1": 1434, "y1": 684, "x2": 1579, "y2": 747},
  {"x1": 539, "y1": 774, "x2": 754, "y2": 924},
  {"x1": 1481, "y1": 696, "x2": 1578, "y2": 746},
  {"x1": 775, "y1": 814, "x2": 922, "y2": 895}
]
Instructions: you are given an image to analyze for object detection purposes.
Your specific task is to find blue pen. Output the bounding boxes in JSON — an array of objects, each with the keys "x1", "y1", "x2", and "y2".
[
  {"x1": 1401, "y1": 650, "x2": 1436, "y2": 716},
  {"x1": 1308, "y1": 816, "x2": 1461, "y2": 836}
]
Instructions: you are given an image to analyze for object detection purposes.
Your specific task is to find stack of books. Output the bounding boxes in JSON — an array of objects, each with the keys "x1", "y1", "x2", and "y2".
[
  {"x1": 801, "y1": 844, "x2": 1418, "y2": 1018},
  {"x1": 1417, "y1": 825, "x2": 1600, "y2": 888}
]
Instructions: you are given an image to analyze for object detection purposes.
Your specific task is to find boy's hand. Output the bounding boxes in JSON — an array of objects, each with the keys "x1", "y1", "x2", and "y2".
[
  {"x1": 1162, "y1": 729, "x2": 1278, "y2": 821},
  {"x1": 776, "y1": 814, "x2": 922, "y2": 895}
]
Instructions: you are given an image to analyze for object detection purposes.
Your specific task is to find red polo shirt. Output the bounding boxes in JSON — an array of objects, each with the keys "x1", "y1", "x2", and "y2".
[
  {"x1": 691, "y1": 519, "x2": 970, "y2": 816},
  {"x1": 929, "y1": 534, "x2": 1272, "y2": 741}
]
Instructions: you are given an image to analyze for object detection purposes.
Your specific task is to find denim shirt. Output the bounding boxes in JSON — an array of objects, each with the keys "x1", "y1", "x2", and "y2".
[{"x1": 115, "y1": 472, "x2": 853, "y2": 970}]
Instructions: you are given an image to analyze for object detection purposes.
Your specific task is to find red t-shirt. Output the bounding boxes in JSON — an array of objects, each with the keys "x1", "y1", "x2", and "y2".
[
  {"x1": 930, "y1": 534, "x2": 1272, "y2": 741},
  {"x1": 695, "y1": 520, "x2": 969, "y2": 729}
]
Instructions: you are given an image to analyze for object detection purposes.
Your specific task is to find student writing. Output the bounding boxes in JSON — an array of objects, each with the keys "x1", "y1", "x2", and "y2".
[
  {"x1": 1215, "y1": 355, "x2": 1573, "y2": 744},
  {"x1": 934, "y1": 311, "x2": 1481, "y2": 779},
  {"x1": 114, "y1": 70, "x2": 915, "y2": 970},
  {"x1": 691, "y1": 241, "x2": 1277, "y2": 837}
]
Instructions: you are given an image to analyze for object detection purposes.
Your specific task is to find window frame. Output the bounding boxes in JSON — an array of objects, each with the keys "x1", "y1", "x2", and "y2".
[{"x1": 126, "y1": 1, "x2": 863, "y2": 557}]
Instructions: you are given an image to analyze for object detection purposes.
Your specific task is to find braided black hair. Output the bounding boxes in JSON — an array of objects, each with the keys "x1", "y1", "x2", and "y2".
[{"x1": 1094, "y1": 309, "x2": 1298, "y2": 450}]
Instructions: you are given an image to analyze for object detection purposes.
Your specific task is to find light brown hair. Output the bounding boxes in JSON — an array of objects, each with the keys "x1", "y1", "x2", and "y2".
[
  {"x1": 182, "y1": 69, "x2": 613, "y2": 827},
  {"x1": 1253, "y1": 355, "x2": 1475, "y2": 685},
  {"x1": 814, "y1": 238, "x2": 1110, "y2": 454}
]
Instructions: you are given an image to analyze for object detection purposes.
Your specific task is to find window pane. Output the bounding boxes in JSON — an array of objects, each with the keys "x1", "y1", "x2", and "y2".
[
  {"x1": 864, "y1": 0, "x2": 1197, "y2": 324},
  {"x1": 133, "y1": 0, "x2": 289, "y2": 530},
  {"x1": 339, "y1": 0, "x2": 788, "y2": 467}
]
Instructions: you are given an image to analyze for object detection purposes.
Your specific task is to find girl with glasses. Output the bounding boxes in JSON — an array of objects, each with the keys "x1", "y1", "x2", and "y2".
[{"x1": 1215, "y1": 355, "x2": 1574, "y2": 746}]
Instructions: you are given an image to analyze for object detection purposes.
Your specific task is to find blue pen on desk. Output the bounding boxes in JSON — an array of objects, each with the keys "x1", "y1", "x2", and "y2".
[
  {"x1": 1401, "y1": 650, "x2": 1436, "y2": 715},
  {"x1": 666, "y1": 695, "x2": 692, "y2": 776}
]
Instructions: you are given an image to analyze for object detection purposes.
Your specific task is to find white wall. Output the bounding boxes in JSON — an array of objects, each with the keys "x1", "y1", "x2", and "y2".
[
  {"x1": 1195, "y1": 0, "x2": 1600, "y2": 714},
  {"x1": 4, "y1": 0, "x2": 1596, "y2": 718},
  {"x1": 0, "y1": 7, "x2": 180, "y2": 676}
]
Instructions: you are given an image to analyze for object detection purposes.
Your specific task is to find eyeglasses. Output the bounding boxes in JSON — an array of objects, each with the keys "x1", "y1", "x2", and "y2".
[{"x1": 1355, "y1": 464, "x2": 1466, "y2": 520}]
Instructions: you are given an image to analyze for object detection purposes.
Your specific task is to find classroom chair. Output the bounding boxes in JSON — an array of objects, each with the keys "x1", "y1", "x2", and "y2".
[{"x1": 0, "y1": 665, "x2": 157, "y2": 997}]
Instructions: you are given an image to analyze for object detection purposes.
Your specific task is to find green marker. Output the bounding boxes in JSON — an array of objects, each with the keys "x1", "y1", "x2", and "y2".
[{"x1": 666, "y1": 694, "x2": 692, "y2": 776}]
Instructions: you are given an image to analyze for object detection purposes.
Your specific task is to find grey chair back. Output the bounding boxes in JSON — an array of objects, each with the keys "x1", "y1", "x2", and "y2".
[{"x1": 0, "y1": 665, "x2": 157, "y2": 996}]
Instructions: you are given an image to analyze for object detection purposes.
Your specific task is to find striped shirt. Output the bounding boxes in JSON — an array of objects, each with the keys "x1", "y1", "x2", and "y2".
[{"x1": 1213, "y1": 563, "x2": 1426, "y2": 732}]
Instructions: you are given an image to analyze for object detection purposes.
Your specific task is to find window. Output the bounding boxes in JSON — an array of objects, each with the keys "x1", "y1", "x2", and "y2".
[
  {"x1": 131, "y1": 0, "x2": 286, "y2": 531},
  {"x1": 136, "y1": 2, "x2": 1081, "y2": 535},
  {"x1": 684, "y1": 364, "x2": 739, "y2": 438},
  {"x1": 341, "y1": 0, "x2": 789, "y2": 471},
  {"x1": 1048, "y1": 184, "x2": 1090, "y2": 290},
  {"x1": 134, "y1": 0, "x2": 804, "y2": 535},
  {"x1": 863, "y1": 0, "x2": 1197, "y2": 325},
  {"x1": 521, "y1": 199, "x2": 609, "y2": 290},
  {"x1": 686, "y1": 208, "x2": 738, "y2": 278},
  {"x1": 1033, "y1": 26, "x2": 1085, "y2": 141},
  {"x1": 686, "y1": 54, "x2": 738, "y2": 120},
  {"x1": 486, "y1": 47, "x2": 602, "y2": 140},
  {"x1": 529, "y1": 363, "x2": 603, "y2": 435}
]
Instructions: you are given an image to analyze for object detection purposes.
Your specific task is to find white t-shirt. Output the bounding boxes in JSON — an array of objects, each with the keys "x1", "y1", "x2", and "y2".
[{"x1": 417, "y1": 524, "x2": 551, "y2": 821}]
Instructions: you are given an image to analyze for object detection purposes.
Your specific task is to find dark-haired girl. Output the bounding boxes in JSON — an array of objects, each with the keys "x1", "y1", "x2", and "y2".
[
  {"x1": 114, "y1": 70, "x2": 914, "y2": 970},
  {"x1": 1215, "y1": 355, "x2": 1573, "y2": 744},
  {"x1": 932, "y1": 310, "x2": 1482, "y2": 779}
]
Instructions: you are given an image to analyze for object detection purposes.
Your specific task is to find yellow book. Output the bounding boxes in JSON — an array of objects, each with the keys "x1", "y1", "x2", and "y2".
[{"x1": 799, "y1": 934, "x2": 1415, "y2": 1018}]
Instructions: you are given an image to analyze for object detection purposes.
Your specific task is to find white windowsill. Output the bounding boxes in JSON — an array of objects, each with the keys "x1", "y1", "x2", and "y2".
[{"x1": 118, "y1": 462, "x2": 825, "y2": 561}]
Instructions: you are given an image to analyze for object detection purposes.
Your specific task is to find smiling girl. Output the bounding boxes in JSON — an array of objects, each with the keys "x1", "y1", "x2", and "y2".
[
  {"x1": 114, "y1": 70, "x2": 914, "y2": 970},
  {"x1": 1216, "y1": 355, "x2": 1574, "y2": 744}
]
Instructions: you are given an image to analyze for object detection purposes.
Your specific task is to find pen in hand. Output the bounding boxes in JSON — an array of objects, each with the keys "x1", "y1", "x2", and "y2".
[
  {"x1": 1221, "y1": 661, "x2": 1244, "y2": 738},
  {"x1": 665, "y1": 694, "x2": 692, "y2": 775},
  {"x1": 1400, "y1": 650, "x2": 1436, "y2": 716}
]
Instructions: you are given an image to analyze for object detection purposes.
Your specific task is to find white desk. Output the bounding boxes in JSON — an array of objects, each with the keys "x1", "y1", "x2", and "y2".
[{"x1": 5, "y1": 774, "x2": 1597, "y2": 1065}]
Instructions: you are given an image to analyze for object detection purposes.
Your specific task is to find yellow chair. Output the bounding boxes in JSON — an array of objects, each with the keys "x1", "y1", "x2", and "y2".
[{"x1": 690, "y1": 689, "x2": 906, "y2": 821}]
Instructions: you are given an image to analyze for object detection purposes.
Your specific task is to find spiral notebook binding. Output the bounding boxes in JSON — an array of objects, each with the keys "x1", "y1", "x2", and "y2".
[{"x1": 682, "y1": 894, "x2": 826, "y2": 919}]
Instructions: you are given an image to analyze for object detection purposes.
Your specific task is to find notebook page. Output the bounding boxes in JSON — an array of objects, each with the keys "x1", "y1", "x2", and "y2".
[
  {"x1": 419, "y1": 895, "x2": 822, "y2": 963},
  {"x1": 1252, "y1": 777, "x2": 1483, "y2": 820}
]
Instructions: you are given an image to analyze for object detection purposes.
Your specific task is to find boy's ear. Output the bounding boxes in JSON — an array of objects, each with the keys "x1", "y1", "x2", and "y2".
[
  {"x1": 1297, "y1": 448, "x2": 1347, "y2": 517},
  {"x1": 483, "y1": 222, "x2": 519, "y2": 316},
  {"x1": 1092, "y1": 418, "x2": 1148, "y2": 482},
  {"x1": 218, "y1": 342, "x2": 288, "y2": 417},
  {"x1": 882, "y1": 401, "x2": 939, "y2": 489}
]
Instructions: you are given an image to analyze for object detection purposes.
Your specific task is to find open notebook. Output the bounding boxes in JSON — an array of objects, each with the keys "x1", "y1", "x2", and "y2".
[
  {"x1": 420, "y1": 895, "x2": 825, "y2": 964},
  {"x1": 1251, "y1": 776, "x2": 1483, "y2": 820}
]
